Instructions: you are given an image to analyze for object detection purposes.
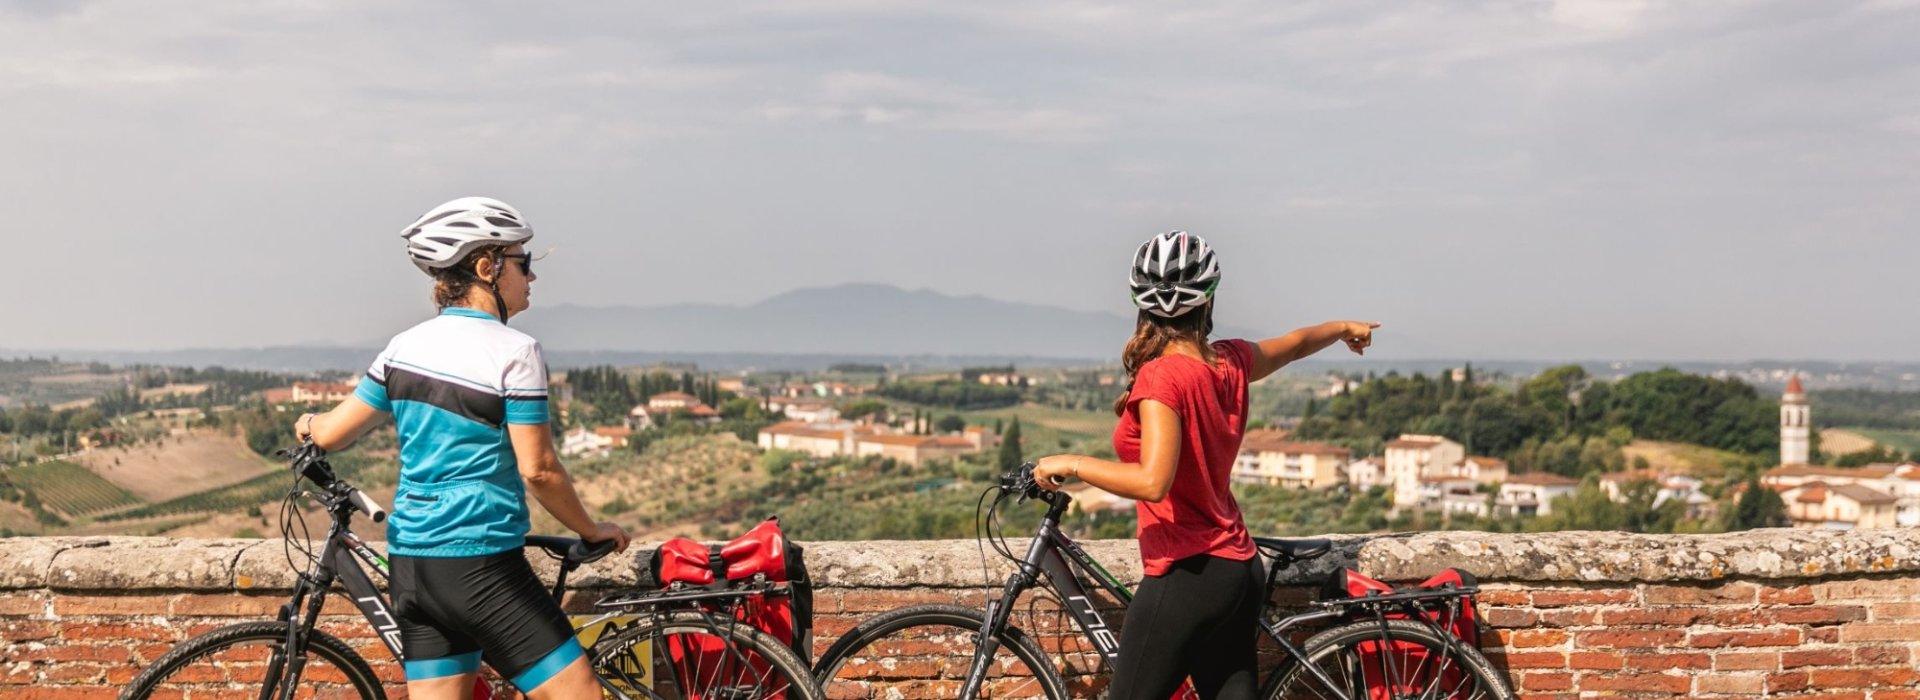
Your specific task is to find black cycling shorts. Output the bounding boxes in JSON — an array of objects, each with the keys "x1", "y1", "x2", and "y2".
[{"x1": 390, "y1": 549, "x2": 583, "y2": 690}]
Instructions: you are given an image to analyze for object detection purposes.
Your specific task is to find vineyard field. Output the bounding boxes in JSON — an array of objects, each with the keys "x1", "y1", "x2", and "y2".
[{"x1": 12, "y1": 461, "x2": 142, "y2": 516}]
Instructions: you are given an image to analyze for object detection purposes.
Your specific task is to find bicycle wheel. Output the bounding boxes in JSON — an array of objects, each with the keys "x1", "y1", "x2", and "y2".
[
  {"x1": 813, "y1": 604, "x2": 1068, "y2": 700},
  {"x1": 1260, "y1": 618, "x2": 1514, "y2": 700},
  {"x1": 590, "y1": 610, "x2": 824, "y2": 700},
  {"x1": 118, "y1": 620, "x2": 387, "y2": 700}
]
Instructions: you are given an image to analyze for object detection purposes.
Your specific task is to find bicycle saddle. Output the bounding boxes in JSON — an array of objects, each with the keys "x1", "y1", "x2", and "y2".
[
  {"x1": 1252, "y1": 536, "x2": 1333, "y2": 562},
  {"x1": 526, "y1": 535, "x2": 618, "y2": 567}
]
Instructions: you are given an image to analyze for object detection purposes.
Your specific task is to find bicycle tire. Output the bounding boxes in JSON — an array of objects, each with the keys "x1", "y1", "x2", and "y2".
[
  {"x1": 813, "y1": 603, "x2": 1069, "y2": 700},
  {"x1": 118, "y1": 620, "x2": 387, "y2": 700},
  {"x1": 1260, "y1": 618, "x2": 1515, "y2": 700},
  {"x1": 590, "y1": 609, "x2": 824, "y2": 700}
]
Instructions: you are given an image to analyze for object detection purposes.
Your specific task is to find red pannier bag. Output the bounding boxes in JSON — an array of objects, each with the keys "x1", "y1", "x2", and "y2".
[
  {"x1": 638, "y1": 517, "x2": 813, "y2": 699},
  {"x1": 1320, "y1": 567, "x2": 1482, "y2": 700}
]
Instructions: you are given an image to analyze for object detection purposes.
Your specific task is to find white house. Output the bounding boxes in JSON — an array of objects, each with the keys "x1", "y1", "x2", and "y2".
[
  {"x1": 1347, "y1": 457, "x2": 1386, "y2": 492},
  {"x1": 1496, "y1": 473, "x2": 1581, "y2": 517},
  {"x1": 1385, "y1": 435, "x2": 1465, "y2": 510},
  {"x1": 1781, "y1": 481, "x2": 1899, "y2": 530}
]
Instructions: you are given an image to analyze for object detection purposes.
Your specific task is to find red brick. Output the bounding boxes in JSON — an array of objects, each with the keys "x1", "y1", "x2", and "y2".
[
  {"x1": 1580, "y1": 671, "x2": 1691, "y2": 692},
  {"x1": 835, "y1": 590, "x2": 970, "y2": 613},
  {"x1": 0, "y1": 592, "x2": 49, "y2": 616},
  {"x1": 1520, "y1": 672, "x2": 1573, "y2": 691},
  {"x1": 169, "y1": 594, "x2": 285, "y2": 617},
  {"x1": 1762, "y1": 585, "x2": 1816, "y2": 605},
  {"x1": 1699, "y1": 673, "x2": 1766, "y2": 694},
  {"x1": 1501, "y1": 651, "x2": 1568, "y2": 669},
  {"x1": 1875, "y1": 690, "x2": 1920, "y2": 700},
  {"x1": 1600, "y1": 607, "x2": 1705, "y2": 626},
  {"x1": 1817, "y1": 580, "x2": 1920, "y2": 602},
  {"x1": 1569, "y1": 651, "x2": 1625, "y2": 669},
  {"x1": 39, "y1": 664, "x2": 103, "y2": 684},
  {"x1": 1477, "y1": 590, "x2": 1530, "y2": 606},
  {"x1": 1856, "y1": 645, "x2": 1911, "y2": 665},
  {"x1": 1483, "y1": 608, "x2": 1537, "y2": 628},
  {"x1": 1623, "y1": 651, "x2": 1710, "y2": 671},
  {"x1": 1576, "y1": 629, "x2": 1686, "y2": 649},
  {"x1": 1715, "y1": 651, "x2": 1780, "y2": 671},
  {"x1": 1872, "y1": 668, "x2": 1920, "y2": 686},
  {"x1": 60, "y1": 622, "x2": 179, "y2": 643},
  {"x1": 1537, "y1": 609, "x2": 1600, "y2": 626},
  {"x1": 3, "y1": 620, "x2": 59, "y2": 641},
  {"x1": 1703, "y1": 608, "x2": 1766, "y2": 626},
  {"x1": 1645, "y1": 582, "x2": 1757, "y2": 605},
  {"x1": 51, "y1": 595, "x2": 174, "y2": 617},
  {"x1": 1842, "y1": 623, "x2": 1920, "y2": 642},
  {"x1": 1772, "y1": 605, "x2": 1869, "y2": 625},
  {"x1": 1771, "y1": 671, "x2": 1812, "y2": 693},
  {"x1": 1509, "y1": 629, "x2": 1568, "y2": 648},
  {"x1": 1784, "y1": 648, "x2": 1855, "y2": 668},
  {"x1": 1810, "y1": 626, "x2": 1842, "y2": 643},
  {"x1": 1812, "y1": 669, "x2": 1878, "y2": 689},
  {"x1": 1691, "y1": 628, "x2": 1802, "y2": 648},
  {"x1": 8, "y1": 644, "x2": 129, "y2": 663},
  {"x1": 1531, "y1": 590, "x2": 1634, "y2": 607},
  {"x1": 1871, "y1": 602, "x2": 1920, "y2": 620},
  {"x1": 2, "y1": 690, "x2": 119, "y2": 700}
]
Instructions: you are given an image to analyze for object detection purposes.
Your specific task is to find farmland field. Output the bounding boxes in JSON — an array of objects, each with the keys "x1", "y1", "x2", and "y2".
[
  {"x1": 11, "y1": 460, "x2": 141, "y2": 516},
  {"x1": 1845, "y1": 428, "x2": 1920, "y2": 456},
  {"x1": 74, "y1": 429, "x2": 274, "y2": 502}
]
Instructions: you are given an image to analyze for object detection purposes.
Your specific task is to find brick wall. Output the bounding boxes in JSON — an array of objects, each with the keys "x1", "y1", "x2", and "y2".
[{"x1": 3, "y1": 530, "x2": 1918, "y2": 698}]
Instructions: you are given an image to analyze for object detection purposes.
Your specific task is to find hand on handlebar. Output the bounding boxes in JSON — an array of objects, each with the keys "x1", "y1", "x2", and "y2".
[
  {"x1": 1031, "y1": 455, "x2": 1076, "y2": 492},
  {"x1": 584, "y1": 521, "x2": 631, "y2": 554}
]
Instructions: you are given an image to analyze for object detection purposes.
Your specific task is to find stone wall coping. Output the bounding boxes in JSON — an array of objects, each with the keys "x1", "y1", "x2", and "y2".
[{"x1": 3, "y1": 528, "x2": 1916, "y2": 592}]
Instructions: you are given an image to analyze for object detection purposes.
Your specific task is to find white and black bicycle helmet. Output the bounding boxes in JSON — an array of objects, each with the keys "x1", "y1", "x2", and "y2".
[
  {"x1": 398, "y1": 196, "x2": 534, "y2": 274},
  {"x1": 1128, "y1": 231, "x2": 1220, "y2": 319}
]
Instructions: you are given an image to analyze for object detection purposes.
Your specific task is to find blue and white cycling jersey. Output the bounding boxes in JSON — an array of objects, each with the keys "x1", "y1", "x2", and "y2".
[{"x1": 354, "y1": 307, "x2": 550, "y2": 557}]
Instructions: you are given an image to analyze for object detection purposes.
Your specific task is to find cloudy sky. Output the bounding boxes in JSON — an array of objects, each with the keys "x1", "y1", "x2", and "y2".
[{"x1": 2, "y1": 0, "x2": 1915, "y2": 361}]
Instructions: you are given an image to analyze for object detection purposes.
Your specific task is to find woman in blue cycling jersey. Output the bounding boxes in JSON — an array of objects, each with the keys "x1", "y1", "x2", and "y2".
[{"x1": 295, "y1": 196, "x2": 630, "y2": 699}]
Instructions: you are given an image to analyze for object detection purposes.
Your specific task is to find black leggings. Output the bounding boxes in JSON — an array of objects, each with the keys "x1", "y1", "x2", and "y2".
[{"x1": 1110, "y1": 553, "x2": 1264, "y2": 700}]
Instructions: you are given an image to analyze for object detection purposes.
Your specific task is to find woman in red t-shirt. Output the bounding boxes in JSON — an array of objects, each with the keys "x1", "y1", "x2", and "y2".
[{"x1": 1034, "y1": 231, "x2": 1377, "y2": 700}]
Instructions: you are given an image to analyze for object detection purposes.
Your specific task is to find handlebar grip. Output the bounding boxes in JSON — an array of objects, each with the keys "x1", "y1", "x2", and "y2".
[
  {"x1": 349, "y1": 489, "x2": 387, "y2": 523},
  {"x1": 571, "y1": 537, "x2": 619, "y2": 564}
]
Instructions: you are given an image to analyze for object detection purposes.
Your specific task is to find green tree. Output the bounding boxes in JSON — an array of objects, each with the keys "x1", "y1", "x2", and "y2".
[
  {"x1": 1725, "y1": 477, "x2": 1789, "y2": 531},
  {"x1": 998, "y1": 417, "x2": 1025, "y2": 470},
  {"x1": 935, "y1": 414, "x2": 967, "y2": 433}
]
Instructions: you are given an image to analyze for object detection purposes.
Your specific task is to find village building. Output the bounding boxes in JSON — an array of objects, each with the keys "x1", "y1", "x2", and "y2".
[
  {"x1": 1495, "y1": 472, "x2": 1581, "y2": 517},
  {"x1": 1230, "y1": 429, "x2": 1351, "y2": 489},
  {"x1": 1781, "y1": 481, "x2": 1899, "y2": 530},
  {"x1": 1385, "y1": 435, "x2": 1465, "y2": 510}
]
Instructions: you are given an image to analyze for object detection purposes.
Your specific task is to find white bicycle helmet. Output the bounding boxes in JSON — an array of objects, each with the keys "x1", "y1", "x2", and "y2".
[
  {"x1": 1128, "y1": 231, "x2": 1220, "y2": 319},
  {"x1": 399, "y1": 196, "x2": 534, "y2": 274}
]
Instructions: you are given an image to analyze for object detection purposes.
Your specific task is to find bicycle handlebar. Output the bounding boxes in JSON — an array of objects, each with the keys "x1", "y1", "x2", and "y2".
[{"x1": 280, "y1": 441, "x2": 386, "y2": 523}]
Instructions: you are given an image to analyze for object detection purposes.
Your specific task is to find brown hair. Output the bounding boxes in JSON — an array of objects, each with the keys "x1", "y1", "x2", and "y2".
[
  {"x1": 1112, "y1": 303, "x2": 1215, "y2": 416},
  {"x1": 430, "y1": 244, "x2": 509, "y2": 309}
]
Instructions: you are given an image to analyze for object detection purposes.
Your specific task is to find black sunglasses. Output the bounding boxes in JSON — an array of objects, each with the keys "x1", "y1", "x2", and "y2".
[{"x1": 503, "y1": 252, "x2": 533, "y2": 276}]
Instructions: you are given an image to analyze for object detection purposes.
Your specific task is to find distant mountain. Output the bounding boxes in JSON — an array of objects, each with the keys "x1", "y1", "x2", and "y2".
[{"x1": 517, "y1": 283, "x2": 1261, "y2": 359}]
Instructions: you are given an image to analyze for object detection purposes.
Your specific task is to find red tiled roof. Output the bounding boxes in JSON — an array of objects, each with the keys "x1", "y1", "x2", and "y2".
[
  {"x1": 1386, "y1": 437, "x2": 1447, "y2": 449},
  {"x1": 650, "y1": 391, "x2": 700, "y2": 402},
  {"x1": 860, "y1": 435, "x2": 938, "y2": 447},
  {"x1": 1829, "y1": 483, "x2": 1897, "y2": 506},
  {"x1": 1239, "y1": 428, "x2": 1293, "y2": 452}
]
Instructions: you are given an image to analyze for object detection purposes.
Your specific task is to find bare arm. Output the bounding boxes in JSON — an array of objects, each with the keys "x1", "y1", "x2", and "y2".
[
  {"x1": 1033, "y1": 399, "x2": 1182, "y2": 502},
  {"x1": 1248, "y1": 321, "x2": 1379, "y2": 382},
  {"x1": 509, "y1": 423, "x2": 631, "y2": 551},
  {"x1": 295, "y1": 397, "x2": 388, "y2": 451}
]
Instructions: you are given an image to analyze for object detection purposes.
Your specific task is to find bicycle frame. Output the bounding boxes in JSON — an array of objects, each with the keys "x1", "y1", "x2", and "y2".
[{"x1": 961, "y1": 485, "x2": 1376, "y2": 700}]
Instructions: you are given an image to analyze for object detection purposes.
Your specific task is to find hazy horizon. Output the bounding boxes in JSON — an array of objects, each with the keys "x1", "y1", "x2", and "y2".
[{"x1": 3, "y1": 1, "x2": 1916, "y2": 361}]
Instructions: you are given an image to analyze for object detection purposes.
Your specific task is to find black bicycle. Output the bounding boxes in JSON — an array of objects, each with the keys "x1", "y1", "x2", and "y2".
[
  {"x1": 119, "y1": 442, "x2": 823, "y2": 700},
  {"x1": 813, "y1": 463, "x2": 1515, "y2": 700}
]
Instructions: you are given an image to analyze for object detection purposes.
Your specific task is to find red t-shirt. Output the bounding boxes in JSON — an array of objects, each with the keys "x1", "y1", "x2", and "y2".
[{"x1": 1113, "y1": 339, "x2": 1258, "y2": 576}]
